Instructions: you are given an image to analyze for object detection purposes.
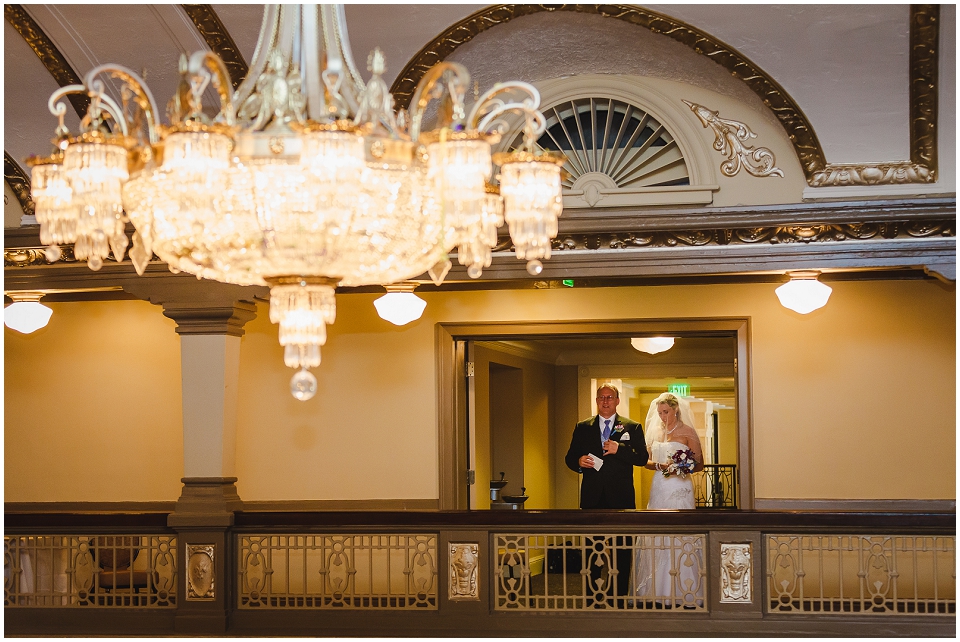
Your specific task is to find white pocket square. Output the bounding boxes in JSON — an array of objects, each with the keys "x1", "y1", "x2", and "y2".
[{"x1": 620, "y1": 433, "x2": 630, "y2": 440}]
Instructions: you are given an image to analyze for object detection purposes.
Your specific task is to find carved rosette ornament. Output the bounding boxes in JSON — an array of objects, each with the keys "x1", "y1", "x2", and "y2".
[
  {"x1": 683, "y1": 100, "x2": 783, "y2": 179},
  {"x1": 186, "y1": 544, "x2": 216, "y2": 601},
  {"x1": 720, "y1": 543, "x2": 752, "y2": 603},
  {"x1": 449, "y1": 543, "x2": 480, "y2": 601}
]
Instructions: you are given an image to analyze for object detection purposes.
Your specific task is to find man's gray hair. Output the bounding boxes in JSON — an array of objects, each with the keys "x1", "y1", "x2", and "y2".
[{"x1": 596, "y1": 383, "x2": 620, "y2": 398}]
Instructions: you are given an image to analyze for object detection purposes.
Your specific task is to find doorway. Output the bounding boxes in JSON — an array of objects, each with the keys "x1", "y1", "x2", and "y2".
[{"x1": 438, "y1": 319, "x2": 752, "y2": 511}]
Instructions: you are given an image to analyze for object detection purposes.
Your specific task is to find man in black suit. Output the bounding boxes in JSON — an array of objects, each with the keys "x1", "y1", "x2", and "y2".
[
  {"x1": 565, "y1": 384, "x2": 648, "y2": 509},
  {"x1": 564, "y1": 383, "x2": 647, "y2": 604}
]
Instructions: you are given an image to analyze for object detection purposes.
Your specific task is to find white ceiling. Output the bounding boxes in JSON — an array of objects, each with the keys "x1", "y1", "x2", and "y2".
[{"x1": 4, "y1": 4, "x2": 955, "y2": 189}]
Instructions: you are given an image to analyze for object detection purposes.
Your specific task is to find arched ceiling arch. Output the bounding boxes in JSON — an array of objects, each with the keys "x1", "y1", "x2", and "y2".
[{"x1": 390, "y1": 4, "x2": 940, "y2": 187}]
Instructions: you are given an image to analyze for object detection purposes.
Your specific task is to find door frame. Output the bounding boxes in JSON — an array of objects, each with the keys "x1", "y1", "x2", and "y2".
[{"x1": 436, "y1": 318, "x2": 754, "y2": 510}]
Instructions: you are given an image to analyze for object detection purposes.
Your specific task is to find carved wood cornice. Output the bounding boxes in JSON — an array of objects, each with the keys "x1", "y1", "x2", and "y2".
[
  {"x1": 5, "y1": 198, "x2": 955, "y2": 292},
  {"x1": 391, "y1": 4, "x2": 940, "y2": 187},
  {"x1": 180, "y1": 4, "x2": 248, "y2": 90},
  {"x1": 3, "y1": 4, "x2": 88, "y2": 118},
  {"x1": 4, "y1": 152, "x2": 34, "y2": 217}
]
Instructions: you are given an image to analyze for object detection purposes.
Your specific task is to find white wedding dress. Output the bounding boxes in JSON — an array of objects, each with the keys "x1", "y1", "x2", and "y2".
[{"x1": 634, "y1": 441, "x2": 704, "y2": 606}]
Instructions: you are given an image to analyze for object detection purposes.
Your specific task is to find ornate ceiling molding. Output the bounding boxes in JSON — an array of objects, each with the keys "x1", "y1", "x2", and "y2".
[
  {"x1": 909, "y1": 4, "x2": 938, "y2": 171},
  {"x1": 391, "y1": 4, "x2": 940, "y2": 187},
  {"x1": 180, "y1": 4, "x2": 248, "y2": 90},
  {"x1": 4, "y1": 152, "x2": 34, "y2": 217},
  {"x1": 4, "y1": 4, "x2": 88, "y2": 118}
]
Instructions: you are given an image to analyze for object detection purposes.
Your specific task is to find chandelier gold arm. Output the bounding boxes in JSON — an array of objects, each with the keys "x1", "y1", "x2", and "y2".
[
  {"x1": 319, "y1": 4, "x2": 365, "y2": 115},
  {"x1": 468, "y1": 81, "x2": 546, "y2": 148},
  {"x1": 232, "y1": 4, "x2": 280, "y2": 115},
  {"x1": 48, "y1": 84, "x2": 127, "y2": 139},
  {"x1": 84, "y1": 65, "x2": 160, "y2": 144},
  {"x1": 186, "y1": 51, "x2": 237, "y2": 127},
  {"x1": 408, "y1": 61, "x2": 471, "y2": 142}
]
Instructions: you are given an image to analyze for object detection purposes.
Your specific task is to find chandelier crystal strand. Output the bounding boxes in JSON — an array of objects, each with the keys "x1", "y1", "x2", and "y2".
[
  {"x1": 456, "y1": 183, "x2": 503, "y2": 278},
  {"x1": 123, "y1": 128, "x2": 234, "y2": 276},
  {"x1": 268, "y1": 278, "x2": 338, "y2": 401},
  {"x1": 62, "y1": 137, "x2": 130, "y2": 270},
  {"x1": 30, "y1": 160, "x2": 74, "y2": 260},
  {"x1": 497, "y1": 157, "x2": 565, "y2": 275}
]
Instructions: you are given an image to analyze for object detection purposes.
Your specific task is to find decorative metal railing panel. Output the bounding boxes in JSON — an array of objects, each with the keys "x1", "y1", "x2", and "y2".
[
  {"x1": 767, "y1": 535, "x2": 956, "y2": 615},
  {"x1": 238, "y1": 534, "x2": 437, "y2": 609},
  {"x1": 4, "y1": 535, "x2": 177, "y2": 607},
  {"x1": 495, "y1": 533, "x2": 707, "y2": 611},
  {"x1": 693, "y1": 465, "x2": 739, "y2": 509}
]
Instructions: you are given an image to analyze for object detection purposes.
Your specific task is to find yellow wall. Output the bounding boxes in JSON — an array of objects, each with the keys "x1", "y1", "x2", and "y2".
[
  {"x1": 553, "y1": 366, "x2": 580, "y2": 509},
  {"x1": 717, "y1": 408, "x2": 737, "y2": 464},
  {"x1": 5, "y1": 278, "x2": 955, "y2": 503},
  {"x1": 4, "y1": 300, "x2": 184, "y2": 502}
]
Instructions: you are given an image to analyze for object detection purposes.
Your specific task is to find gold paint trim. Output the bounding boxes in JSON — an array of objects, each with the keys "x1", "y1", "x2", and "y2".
[
  {"x1": 4, "y1": 152, "x2": 35, "y2": 217},
  {"x1": 4, "y1": 4, "x2": 89, "y2": 118},
  {"x1": 180, "y1": 4, "x2": 249, "y2": 91},
  {"x1": 391, "y1": 4, "x2": 939, "y2": 186}
]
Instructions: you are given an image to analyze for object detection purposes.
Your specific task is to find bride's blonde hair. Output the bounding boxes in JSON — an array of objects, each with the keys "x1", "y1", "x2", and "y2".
[{"x1": 656, "y1": 393, "x2": 682, "y2": 426}]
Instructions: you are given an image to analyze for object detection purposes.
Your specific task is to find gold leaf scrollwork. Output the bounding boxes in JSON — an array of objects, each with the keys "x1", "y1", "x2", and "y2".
[
  {"x1": 683, "y1": 100, "x2": 783, "y2": 179},
  {"x1": 4, "y1": 153, "x2": 35, "y2": 217},
  {"x1": 810, "y1": 162, "x2": 934, "y2": 187}
]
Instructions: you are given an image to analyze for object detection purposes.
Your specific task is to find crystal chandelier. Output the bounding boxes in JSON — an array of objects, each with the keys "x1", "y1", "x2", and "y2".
[{"x1": 28, "y1": 4, "x2": 565, "y2": 400}]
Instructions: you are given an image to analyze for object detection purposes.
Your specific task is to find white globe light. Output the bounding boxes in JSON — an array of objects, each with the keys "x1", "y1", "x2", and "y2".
[
  {"x1": 630, "y1": 337, "x2": 675, "y2": 354},
  {"x1": 5, "y1": 299, "x2": 53, "y2": 334},
  {"x1": 374, "y1": 287, "x2": 427, "y2": 326},
  {"x1": 775, "y1": 273, "x2": 833, "y2": 314}
]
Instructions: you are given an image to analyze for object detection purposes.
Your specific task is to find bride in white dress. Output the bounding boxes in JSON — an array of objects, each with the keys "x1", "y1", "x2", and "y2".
[{"x1": 634, "y1": 392, "x2": 706, "y2": 607}]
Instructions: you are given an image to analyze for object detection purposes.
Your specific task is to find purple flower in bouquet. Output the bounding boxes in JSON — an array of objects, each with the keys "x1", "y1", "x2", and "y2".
[{"x1": 662, "y1": 448, "x2": 697, "y2": 478}]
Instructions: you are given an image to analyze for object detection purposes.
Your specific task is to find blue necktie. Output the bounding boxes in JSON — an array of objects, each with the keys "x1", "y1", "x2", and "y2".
[{"x1": 602, "y1": 419, "x2": 611, "y2": 443}]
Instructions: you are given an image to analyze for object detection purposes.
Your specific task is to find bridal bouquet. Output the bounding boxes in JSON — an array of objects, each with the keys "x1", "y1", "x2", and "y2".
[{"x1": 662, "y1": 448, "x2": 697, "y2": 478}]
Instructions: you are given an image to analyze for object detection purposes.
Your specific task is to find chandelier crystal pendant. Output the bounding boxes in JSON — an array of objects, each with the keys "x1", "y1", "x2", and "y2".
[{"x1": 27, "y1": 4, "x2": 566, "y2": 400}]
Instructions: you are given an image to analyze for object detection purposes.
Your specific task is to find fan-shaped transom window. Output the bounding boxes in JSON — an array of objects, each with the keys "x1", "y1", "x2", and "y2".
[
  {"x1": 508, "y1": 95, "x2": 713, "y2": 209},
  {"x1": 537, "y1": 98, "x2": 688, "y2": 189}
]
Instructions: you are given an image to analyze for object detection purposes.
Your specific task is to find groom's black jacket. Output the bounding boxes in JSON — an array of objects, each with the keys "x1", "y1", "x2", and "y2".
[{"x1": 564, "y1": 414, "x2": 647, "y2": 509}]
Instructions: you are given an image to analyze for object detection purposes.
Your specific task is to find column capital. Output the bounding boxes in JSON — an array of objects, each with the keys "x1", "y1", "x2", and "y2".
[
  {"x1": 168, "y1": 477, "x2": 243, "y2": 528},
  {"x1": 162, "y1": 302, "x2": 258, "y2": 337}
]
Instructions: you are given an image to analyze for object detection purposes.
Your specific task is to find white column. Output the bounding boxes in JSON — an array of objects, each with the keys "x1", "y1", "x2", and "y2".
[{"x1": 180, "y1": 334, "x2": 241, "y2": 478}]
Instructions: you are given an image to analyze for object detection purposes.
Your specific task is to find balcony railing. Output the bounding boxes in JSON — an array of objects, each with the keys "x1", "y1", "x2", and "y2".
[
  {"x1": 4, "y1": 509, "x2": 955, "y2": 636},
  {"x1": 692, "y1": 464, "x2": 739, "y2": 508}
]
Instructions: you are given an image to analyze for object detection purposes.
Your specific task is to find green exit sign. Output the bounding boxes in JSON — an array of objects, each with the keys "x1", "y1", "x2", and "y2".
[
  {"x1": 561, "y1": 279, "x2": 575, "y2": 287},
  {"x1": 668, "y1": 383, "x2": 690, "y2": 397}
]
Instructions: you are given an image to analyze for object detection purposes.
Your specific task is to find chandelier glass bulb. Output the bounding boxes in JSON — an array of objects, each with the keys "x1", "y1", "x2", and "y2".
[
  {"x1": 775, "y1": 271, "x2": 832, "y2": 314},
  {"x1": 4, "y1": 293, "x2": 53, "y2": 334}
]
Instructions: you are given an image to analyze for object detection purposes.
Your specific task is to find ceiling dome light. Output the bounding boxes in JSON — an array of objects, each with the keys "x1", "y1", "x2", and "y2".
[
  {"x1": 4, "y1": 292, "x2": 53, "y2": 334},
  {"x1": 631, "y1": 337, "x2": 675, "y2": 354},
  {"x1": 775, "y1": 270, "x2": 832, "y2": 314},
  {"x1": 374, "y1": 283, "x2": 427, "y2": 326}
]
